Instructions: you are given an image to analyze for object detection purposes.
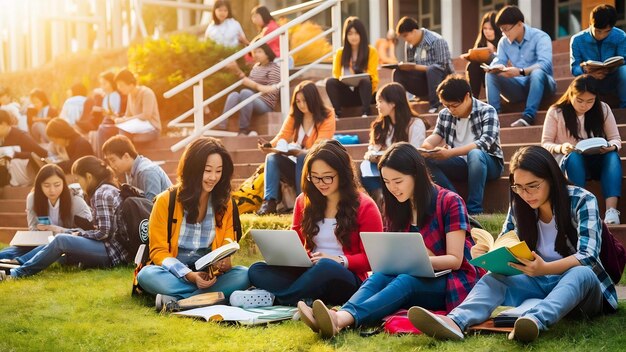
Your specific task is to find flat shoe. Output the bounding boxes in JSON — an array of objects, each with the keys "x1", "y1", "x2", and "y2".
[
  {"x1": 312, "y1": 299, "x2": 339, "y2": 339},
  {"x1": 297, "y1": 301, "x2": 319, "y2": 332},
  {"x1": 509, "y1": 316, "x2": 539, "y2": 343},
  {"x1": 408, "y1": 306, "x2": 464, "y2": 340}
]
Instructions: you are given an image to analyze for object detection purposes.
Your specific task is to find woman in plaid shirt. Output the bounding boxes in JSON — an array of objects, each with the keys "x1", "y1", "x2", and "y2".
[
  {"x1": 410, "y1": 146, "x2": 617, "y2": 343},
  {"x1": 299, "y1": 142, "x2": 484, "y2": 339},
  {"x1": 1, "y1": 156, "x2": 128, "y2": 281}
]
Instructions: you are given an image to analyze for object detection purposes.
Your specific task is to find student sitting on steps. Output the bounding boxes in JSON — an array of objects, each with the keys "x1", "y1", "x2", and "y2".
[{"x1": 409, "y1": 146, "x2": 617, "y2": 343}]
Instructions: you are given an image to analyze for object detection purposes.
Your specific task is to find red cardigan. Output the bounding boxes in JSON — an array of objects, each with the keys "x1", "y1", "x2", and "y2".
[{"x1": 292, "y1": 192, "x2": 383, "y2": 281}]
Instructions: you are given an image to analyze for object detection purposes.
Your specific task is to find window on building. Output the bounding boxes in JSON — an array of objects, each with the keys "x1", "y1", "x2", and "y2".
[{"x1": 556, "y1": 0, "x2": 582, "y2": 38}]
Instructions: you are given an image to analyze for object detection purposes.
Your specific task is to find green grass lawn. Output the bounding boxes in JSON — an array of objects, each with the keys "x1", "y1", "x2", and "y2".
[{"x1": 1, "y1": 214, "x2": 625, "y2": 352}]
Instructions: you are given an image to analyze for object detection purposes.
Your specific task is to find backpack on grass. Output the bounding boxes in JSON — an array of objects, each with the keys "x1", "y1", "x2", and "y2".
[{"x1": 114, "y1": 184, "x2": 153, "y2": 261}]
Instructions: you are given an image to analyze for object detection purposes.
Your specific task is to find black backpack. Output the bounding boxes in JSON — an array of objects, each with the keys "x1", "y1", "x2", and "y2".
[{"x1": 114, "y1": 184, "x2": 154, "y2": 260}]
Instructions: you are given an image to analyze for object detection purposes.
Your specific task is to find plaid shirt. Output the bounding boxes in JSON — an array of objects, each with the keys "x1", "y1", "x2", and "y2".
[
  {"x1": 76, "y1": 184, "x2": 129, "y2": 266},
  {"x1": 433, "y1": 98, "x2": 504, "y2": 161},
  {"x1": 404, "y1": 28, "x2": 453, "y2": 74},
  {"x1": 411, "y1": 186, "x2": 486, "y2": 312},
  {"x1": 249, "y1": 61, "x2": 281, "y2": 109},
  {"x1": 500, "y1": 185, "x2": 618, "y2": 310}
]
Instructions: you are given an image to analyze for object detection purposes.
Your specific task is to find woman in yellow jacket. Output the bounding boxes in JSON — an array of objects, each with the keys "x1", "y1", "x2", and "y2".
[
  {"x1": 325, "y1": 17, "x2": 379, "y2": 118},
  {"x1": 256, "y1": 80, "x2": 336, "y2": 215},
  {"x1": 137, "y1": 137, "x2": 250, "y2": 303}
]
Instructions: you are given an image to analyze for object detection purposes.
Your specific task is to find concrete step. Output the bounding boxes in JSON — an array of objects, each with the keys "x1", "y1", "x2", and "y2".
[
  {"x1": 0, "y1": 199, "x2": 27, "y2": 210},
  {"x1": 0, "y1": 227, "x2": 27, "y2": 244},
  {"x1": 497, "y1": 124, "x2": 626, "y2": 145},
  {"x1": 0, "y1": 213, "x2": 28, "y2": 228},
  {"x1": 0, "y1": 186, "x2": 31, "y2": 200},
  {"x1": 502, "y1": 141, "x2": 626, "y2": 161}
]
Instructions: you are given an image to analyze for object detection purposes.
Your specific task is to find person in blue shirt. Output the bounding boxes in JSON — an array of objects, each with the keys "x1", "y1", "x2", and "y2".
[
  {"x1": 485, "y1": 6, "x2": 556, "y2": 127},
  {"x1": 570, "y1": 4, "x2": 626, "y2": 109}
]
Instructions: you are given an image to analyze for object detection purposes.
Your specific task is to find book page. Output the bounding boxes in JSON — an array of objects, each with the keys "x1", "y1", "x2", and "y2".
[
  {"x1": 194, "y1": 241, "x2": 240, "y2": 271},
  {"x1": 492, "y1": 231, "x2": 521, "y2": 251},
  {"x1": 470, "y1": 228, "x2": 495, "y2": 251}
]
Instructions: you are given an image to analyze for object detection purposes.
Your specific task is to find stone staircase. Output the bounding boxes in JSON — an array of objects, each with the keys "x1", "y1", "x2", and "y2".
[{"x1": 1, "y1": 37, "x2": 625, "y2": 245}]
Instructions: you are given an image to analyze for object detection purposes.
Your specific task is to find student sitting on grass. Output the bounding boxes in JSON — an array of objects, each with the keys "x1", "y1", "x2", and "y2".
[
  {"x1": 256, "y1": 80, "x2": 335, "y2": 215},
  {"x1": 409, "y1": 146, "x2": 617, "y2": 343},
  {"x1": 136, "y1": 137, "x2": 250, "y2": 303},
  {"x1": 299, "y1": 142, "x2": 484, "y2": 339},
  {"x1": 0, "y1": 156, "x2": 131, "y2": 281},
  {"x1": 541, "y1": 75, "x2": 622, "y2": 224},
  {"x1": 0, "y1": 164, "x2": 92, "y2": 268},
  {"x1": 360, "y1": 82, "x2": 428, "y2": 209},
  {"x1": 102, "y1": 135, "x2": 172, "y2": 200},
  {"x1": 247, "y1": 140, "x2": 383, "y2": 306}
]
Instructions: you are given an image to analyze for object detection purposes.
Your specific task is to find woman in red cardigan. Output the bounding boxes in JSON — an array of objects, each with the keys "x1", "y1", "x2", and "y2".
[{"x1": 246, "y1": 139, "x2": 383, "y2": 306}]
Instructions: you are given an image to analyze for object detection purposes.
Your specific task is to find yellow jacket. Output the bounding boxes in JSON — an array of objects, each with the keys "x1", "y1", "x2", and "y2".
[
  {"x1": 148, "y1": 188, "x2": 236, "y2": 265},
  {"x1": 332, "y1": 45, "x2": 379, "y2": 94}
]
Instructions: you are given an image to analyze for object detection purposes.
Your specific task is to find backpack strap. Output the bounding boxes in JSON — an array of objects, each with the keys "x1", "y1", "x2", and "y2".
[
  {"x1": 167, "y1": 187, "x2": 178, "y2": 251},
  {"x1": 232, "y1": 198, "x2": 242, "y2": 242}
]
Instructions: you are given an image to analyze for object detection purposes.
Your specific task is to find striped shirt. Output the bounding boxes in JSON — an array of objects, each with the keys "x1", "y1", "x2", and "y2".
[
  {"x1": 433, "y1": 98, "x2": 504, "y2": 161},
  {"x1": 76, "y1": 183, "x2": 129, "y2": 266},
  {"x1": 404, "y1": 28, "x2": 453, "y2": 74},
  {"x1": 411, "y1": 186, "x2": 485, "y2": 312},
  {"x1": 249, "y1": 61, "x2": 281, "y2": 109},
  {"x1": 500, "y1": 185, "x2": 618, "y2": 310}
]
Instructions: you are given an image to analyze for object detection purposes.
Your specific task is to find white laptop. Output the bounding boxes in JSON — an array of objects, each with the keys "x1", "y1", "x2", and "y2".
[
  {"x1": 250, "y1": 229, "x2": 313, "y2": 267},
  {"x1": 360, "y1": 232, "x2": 451, "y2": 278}
]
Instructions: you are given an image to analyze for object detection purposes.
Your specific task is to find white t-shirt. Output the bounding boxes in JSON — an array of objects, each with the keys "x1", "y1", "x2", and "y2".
[
  {"x1": 312, "y1": 218, "x2": 344, "y2": 256},
  {"x1": 48, "y1": 199, "x2": 60, "y2": 226},
  {"x1": 453, "y1": 118, "x2": 475, "y2": 160},
  {"x1": 536, "y1": 217, "x2": 564, "y2": 262},
  {"x1": 204, "y1": 18, "x2": 244, "y2": 48}
]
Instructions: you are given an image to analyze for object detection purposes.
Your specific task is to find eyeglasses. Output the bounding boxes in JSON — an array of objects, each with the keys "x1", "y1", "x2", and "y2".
[
  {"x1": 441, "y1": 100, "x2": 464, "y2": 110},
  {"x1": 500, "y1": 24, "x2": 516, "y2": 33},
  {"x1": 510, "y1": 180, "x2": 545, "y2": 195},
  {"x1": 307, "y1": 174, "x2": 337, "y2": 185}
]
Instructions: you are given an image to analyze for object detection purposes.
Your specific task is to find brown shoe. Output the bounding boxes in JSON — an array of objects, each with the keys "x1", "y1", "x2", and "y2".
[
  {"x1": 256, "y1": 199, "x2": 277, "y2": 215},
  {"x1": 313, "y1": 299, "x2": 340, "y2": 339},
  {"x1": 298, "y1": 301, "x2": 319, "y2": 332}
]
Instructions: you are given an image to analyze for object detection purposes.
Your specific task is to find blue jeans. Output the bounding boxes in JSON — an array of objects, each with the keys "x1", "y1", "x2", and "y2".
[
  {"x1": 595, "y1": 65, "x2": 626, "y2": 108},
  {"x1": 448, "y1": 266, "x2": 604, "y2": 331},
  {"x1": 10, "y1": 234, "x2": 112, "y2": 278},
  {"x1": 341, "y1": 273, "x2": 447, "y2": 327},
  {"x1": 425, "y1": 149, "x2": 503, "y2": 214},
  {"x1": 393, "y1": 65, "x2": 447, "y2": 108},
  {"x1": 563, "y1": 151, "x2": 622, "y2": 199},
  {"x1": 247, "y1": 258, "x2": 361, "y2": 306},
  {"x1": 486, "y1": 69, "x2": 556, "y2": 119},
  {"x1": 263, "y1": 152, "x2": 307, "y2": 201},
  {"x1": 0, "y1": 246, "x2": 34, "y2": 262},
  {"x1": 223, "y1": 88, "x2": 273, "y2": 131},
  {"x1": 136, "y1": 265, "x2": 250, "y2": 300}
]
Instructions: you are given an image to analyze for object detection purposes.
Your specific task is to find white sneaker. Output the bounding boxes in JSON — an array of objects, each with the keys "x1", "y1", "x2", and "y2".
[
  {"x1": 247, "y1": 130, "x2": 258, "y2": 137},
  {"x1": 229, "y1": 289, "x2": 274, "y2": 308},
  {"x1": 605, "y1": 208, "x2": 621, "y2": 225}
]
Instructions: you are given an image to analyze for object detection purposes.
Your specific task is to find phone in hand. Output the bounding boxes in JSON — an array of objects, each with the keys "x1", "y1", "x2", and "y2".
[
  {"x1": 38, "y1": 216, "x2": 51, "y2": 225},
  {"x1": 258, "y1": 138, "x2": 272, "y2": 148}
]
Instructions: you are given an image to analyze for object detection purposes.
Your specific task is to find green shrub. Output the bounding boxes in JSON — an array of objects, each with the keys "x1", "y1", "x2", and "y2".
[{"x1": 127, "y1": 34, "x2": 242, "y2": 126}]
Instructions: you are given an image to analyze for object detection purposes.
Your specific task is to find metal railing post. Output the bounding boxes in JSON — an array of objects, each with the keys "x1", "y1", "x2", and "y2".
[
  {"x1": 193, "y1": 82, "x2": 204, "y2": 135},
  {"x1": 279, "y1": 32, "x2": 290, "y2": 120},
  {"x1": 331, "y1": 1, "x2": 342, "y2": 51}
]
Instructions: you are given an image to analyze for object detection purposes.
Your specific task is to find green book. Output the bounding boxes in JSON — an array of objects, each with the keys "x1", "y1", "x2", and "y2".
[{"x1": 470, "y1": 241, "x2": 534, "y2": 276}]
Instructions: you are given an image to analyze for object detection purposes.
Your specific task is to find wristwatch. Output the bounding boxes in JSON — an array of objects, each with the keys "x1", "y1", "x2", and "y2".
[{"x1": 519, "y1": 68, "x2": 525, "y2": 76}]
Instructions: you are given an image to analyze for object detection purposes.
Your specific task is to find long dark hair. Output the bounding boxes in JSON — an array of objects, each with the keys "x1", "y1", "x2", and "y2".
[
  {"x1": 474, "y1": 11, "x2": 502, "y2": 48},
  {"x1": 212, "y1": 0, "x2": 233, "y2": 24},
  {"x1": 176, "y1": 137, "x2": 233, "y2": 226},
  {"x1": 290, "y1": 80, "x2": 332, "y2": 138},
  {"x1": 33, "y1": 164, "x2": 73, "y2": 227},
  {"x1": 71, "y1": 156, "x2": 118, "y2": 197},
  {"x1": 378, "y1": 142, "x2": 436, "y2": 230},
  {"x1": 371, "y1": 83, "x2": 429, "y2": 147},
  {"x1": 552, "y1": 75, "x2": 605, "y2": 140},
  {"x1": 251, "y1": 5, "x2": 274, "y2": 26},
  {"x1": 340, "y1": 17, "x2": 370, "y2": 74},
  {"x1": 300, "y1": 140, "x2": 360, "y2": 250},
  {"x1": 508, "y1": 146, "x2": 577, "y2": 257}
]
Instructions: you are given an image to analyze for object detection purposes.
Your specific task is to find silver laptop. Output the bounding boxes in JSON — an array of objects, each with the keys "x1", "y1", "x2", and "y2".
[
  {"x1": 251, "y1": 229, "x2": 313, "y2": 267},
  {"x1": 360, "y1": 232, "x2": 451, "y2": 277}
]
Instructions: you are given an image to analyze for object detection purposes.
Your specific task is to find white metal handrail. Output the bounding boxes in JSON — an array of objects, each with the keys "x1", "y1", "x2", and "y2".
[{"x1": 165, "y1": 0, "x2": 342, "y2": 152}]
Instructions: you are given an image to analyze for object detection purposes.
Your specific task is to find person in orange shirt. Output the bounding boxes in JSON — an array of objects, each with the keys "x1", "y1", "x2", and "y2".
[
  {"x1": 256, "y1": 81, "x2": 336, "y2": 215},
  {"x1": 375, "y1": 29, "x2": 399, "y2": 65}
]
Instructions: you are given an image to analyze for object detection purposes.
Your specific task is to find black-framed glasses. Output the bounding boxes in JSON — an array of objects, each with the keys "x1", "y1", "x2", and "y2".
[
  {"x1": 307, "y1": 174, "x2": 337, "y2": 185},
  {"x1": 510, "y1": 180, "x2": 545, "y2": 195}
]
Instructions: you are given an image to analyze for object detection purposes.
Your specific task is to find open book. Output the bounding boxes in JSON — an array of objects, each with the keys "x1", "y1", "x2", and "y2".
[
  {"x1": 469, "y1": 229, "x2": 534, "y2": 276},
  {"x1": 381, "y1": 62, "x2": 417, "y2": 70},
  {"x1": 265, "y1": 139, "x2": 302, "y2": 155},
  {"x1": 173, "y1": 305, "x2": 297, "y2": 325},
  {"x1": 574, "y1": 137, "x2": 609, "y2": 155},
  {"x1": 339, "y1": 73, "x2": 370, "y2": 87},
  {"x1": 480, "y1": 63, "x2": 507, "y2": 74},
  {"x1": 493, "y1": 298, "x2": 542, "y2": 327},
  {"x1": 581, "y1": 56, "x2": 624, "y2": 71},
  {"x1": 10, "y1": 231, "x2": 54, "y2": 246},
  {"x1": 0, "y1": 146, "x2": 21, "y2": 159},
  {"x1": 194, "y1": 241, "x2": 240, "y2": 272}
]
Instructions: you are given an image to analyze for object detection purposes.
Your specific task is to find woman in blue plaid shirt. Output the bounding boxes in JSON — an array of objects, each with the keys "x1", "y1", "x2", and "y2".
[{"x1": 410, "y1": 146, "x2": 617, "y2": 343}]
